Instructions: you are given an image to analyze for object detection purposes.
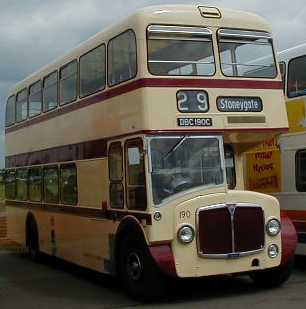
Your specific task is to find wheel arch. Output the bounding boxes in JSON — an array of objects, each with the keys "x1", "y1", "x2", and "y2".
[
  {"x1": 113, "y1": 215, "x2": 149, "y2": 275},
  {"x1": 280, "y1": 210, "x2": 297, "y2": 266},
  {"x1": 25, "y1": 212, "x2": 38, "y2": 247}
]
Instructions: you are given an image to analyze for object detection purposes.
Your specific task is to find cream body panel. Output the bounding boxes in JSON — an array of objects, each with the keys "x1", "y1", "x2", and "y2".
[
  {"x1": 77, "y1": 159, "x2": 108, "y2": 208},
  {"x1": 7, "y1": 206, "x2": 27, "y2": 246},
  {"x1": 6, "y1": 86, "x2": 286, "y2": 157},
  {"x1": 147, "y1": 186, "x2": 226, "y2": 243},
  {"x1": 7, "y1": 205, "x2": 119, "y2": 273},
  {"x1": 171, "y1": 190, "x2": 281, "y2": 277},
  {"x1": 6, "y1": 90, "x2": 146, "y2": 156}
]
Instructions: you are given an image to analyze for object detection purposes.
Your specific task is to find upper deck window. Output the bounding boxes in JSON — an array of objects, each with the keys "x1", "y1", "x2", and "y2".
[
  {"x1": 43, "y1": 71, "x2": 58, "y2": 112},
  {"x1": 5, "y1": 95, "x2": 15, "y2": 127},
  {"x1": 108, "y1": 30, "x2": 137, "y2": 86},
  {"x1": 59, "y1": 60, "x2": 78, "y2": 105},
  {"x1": 287, "y1": 56, "x2": 306, "y2": 98},
  {"x1": 218, "y1": 29, "x2": 277, "y2": 78},
  {"x1": 80, "y1": 44, "x2": 106, "y2": 97},
  {"x1": 29, "y1": 81, "x2": 42, "y2": 118},
  {"x1": 16, "y1": 89, "x2": 28, "y2": 122},
  {"x1": 147, "y1": 25, "x2": 215, "y2": 76}
]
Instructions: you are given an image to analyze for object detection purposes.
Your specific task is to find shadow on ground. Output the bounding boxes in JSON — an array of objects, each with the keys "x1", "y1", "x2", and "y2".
[{"x1": 1, "y1": 249, "x2": 300, "y2": 307}]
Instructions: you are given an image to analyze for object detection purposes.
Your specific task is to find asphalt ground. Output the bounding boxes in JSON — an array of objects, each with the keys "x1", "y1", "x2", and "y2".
[{"x1": 1, "y1": 248, "x2": 306, "y2": 309}]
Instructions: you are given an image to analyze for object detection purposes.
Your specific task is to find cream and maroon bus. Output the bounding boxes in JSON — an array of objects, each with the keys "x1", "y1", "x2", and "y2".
[{"x1": 4, "y1": 5, "x2": 296, "y2": 300}]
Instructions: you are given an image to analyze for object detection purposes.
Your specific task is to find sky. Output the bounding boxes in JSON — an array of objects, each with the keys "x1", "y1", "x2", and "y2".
[{"x1": 0, "y1": 0, "x2": 305, "y2": 166}]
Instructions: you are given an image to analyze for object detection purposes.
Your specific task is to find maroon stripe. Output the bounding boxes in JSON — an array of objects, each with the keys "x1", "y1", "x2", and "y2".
[
  {"x1": 5, "y1": 127, "x2": 288, "y2": 168},
  {"x1": 6, "y1": 138, "x2": 107, "y2": 168},
  {"x1": 5, "y1": 78, "x2": 283, "y2": 134},
  {"x1": 143, "y1": 78, "x2": 283, "y2": 90}
]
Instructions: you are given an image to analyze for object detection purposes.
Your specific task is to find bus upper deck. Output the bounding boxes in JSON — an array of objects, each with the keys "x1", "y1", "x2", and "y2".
[{"x1": 5, "y1": 5, "x2": 287, "y2": 164}]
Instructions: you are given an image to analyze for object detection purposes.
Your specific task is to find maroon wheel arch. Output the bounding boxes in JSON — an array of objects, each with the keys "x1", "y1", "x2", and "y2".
[
  {"x1": 280, "y1": 210, "x2": 297, "y2": 266},
  {"x1": 149, "y1": 244, "x2": 177, "y2": 277}
]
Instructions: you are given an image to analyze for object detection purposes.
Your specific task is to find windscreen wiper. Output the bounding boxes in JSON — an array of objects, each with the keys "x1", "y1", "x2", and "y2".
[{"x1": 162, "y1": 136, "x2": 187, "y2": 161}]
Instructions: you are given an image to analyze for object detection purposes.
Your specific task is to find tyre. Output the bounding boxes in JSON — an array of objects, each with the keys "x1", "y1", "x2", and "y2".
[
  {"x1": 118, "y1": 234, "x2": 167, "y2": 301},
  {"x1": 26, "y1": 219, "x2": 41, "y2": 262},
  {"x1": 249, "y1": 258, "x2": 294, "y2": 288}
]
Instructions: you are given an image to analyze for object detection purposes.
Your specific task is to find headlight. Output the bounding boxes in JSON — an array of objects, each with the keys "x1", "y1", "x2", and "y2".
[
  {"x1": 268, "y1": 244, "x2": 279, "y2": 258},
  {"x1": 266, "y1": 218, "x2": 281, "y2": 236},
  {"x1": 177, "y1": 225, "x2": 195, "y2": 244}
]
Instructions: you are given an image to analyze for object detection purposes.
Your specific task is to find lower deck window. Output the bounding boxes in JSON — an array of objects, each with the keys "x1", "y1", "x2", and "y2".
[
  {"x1": 29, "y1": 167, "x2": 42, "y2": 202},
  {"x1": 16, "y1": 169, "x2": 28, "y2": 201},
  {"x1": 60, "y1": 164, "x2": 77, "y2": 205},
  {"x1": 125, "y1": 139, "x2": 147, "y2": 210},
  {"x1": 108, "y1": 142, "x2": 124, "y2": 209},
  {"x1": 5, "y1": 170, "x2": 16, "y2": 200},
  {"x1": 44, "y1": 167, "x2": 59, "y2": 203}
]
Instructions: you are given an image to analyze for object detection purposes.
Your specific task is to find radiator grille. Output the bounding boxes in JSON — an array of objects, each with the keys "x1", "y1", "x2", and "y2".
[{"x1": 198, "y1": 204, "x2": 264, "y2": 257}]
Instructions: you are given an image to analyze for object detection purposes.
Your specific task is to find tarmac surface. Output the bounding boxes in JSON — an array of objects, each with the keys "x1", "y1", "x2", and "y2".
[{"x1": 1, "y1": 249, "x2": 306, "y2": 308}]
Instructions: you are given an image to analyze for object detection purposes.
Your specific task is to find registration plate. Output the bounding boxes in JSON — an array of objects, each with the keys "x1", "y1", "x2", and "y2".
[{"x1": 177, "y1": 117, "x2": 213, "y2": 127}]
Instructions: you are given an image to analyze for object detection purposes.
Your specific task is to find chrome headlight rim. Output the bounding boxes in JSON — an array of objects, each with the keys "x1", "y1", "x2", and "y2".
[
  {"x1": 177, "y1": 225, "x2": 195, "y2": 244},
  {"x1": 266, "y1": 218, "x2": 281, "y2": 236}
]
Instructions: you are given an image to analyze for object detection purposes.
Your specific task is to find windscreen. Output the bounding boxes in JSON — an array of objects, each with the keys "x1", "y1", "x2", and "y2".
[{"x1": 150, "y1": 136, "x2": 224, "y2": 205}]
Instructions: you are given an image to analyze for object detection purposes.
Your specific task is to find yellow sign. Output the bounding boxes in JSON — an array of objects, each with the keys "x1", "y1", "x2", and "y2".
[
  {"x1": 287, "y1": 99, "x2": 306, "y2": 133},
  {"x1": 246, "y1": 149, "x2": 281, "y2": 193},
  {"x1": 249, "y1": 136, "x2": 279, "y2": 152}
]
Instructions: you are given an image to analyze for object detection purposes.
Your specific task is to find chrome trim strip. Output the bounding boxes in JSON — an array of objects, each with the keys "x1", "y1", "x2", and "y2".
[
  {"x1": 229, "y1": 205, "x2": 236, "y2": 252},
  {"x1": 147, "y1": 25, "x2": 212, "y2": 38},
  {"x1": 148, "y1": 60, "x2": 214, "y2": 65},
  {"x1": 218, "y1": 29, "x2": 272, "y2": 41},
  {"x1": 196, "y1": 203, "x2": 265, "y2": 259}
]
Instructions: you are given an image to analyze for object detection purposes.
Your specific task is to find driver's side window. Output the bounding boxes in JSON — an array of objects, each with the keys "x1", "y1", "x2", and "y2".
[
  {"x1": 125, "y1": 139, "x2": 147, "y2": 210},
  {"x1": 109, "y1": 142, "x2": 124, "y2": 209}
]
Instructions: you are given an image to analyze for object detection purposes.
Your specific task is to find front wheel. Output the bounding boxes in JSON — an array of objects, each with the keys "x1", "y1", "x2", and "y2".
[
  {"x1": 249, "y1": 258, "x2": 294, "y2": 288},
  {"x1": 118, "y1": 234, "x2": 167, "y2": 301}
]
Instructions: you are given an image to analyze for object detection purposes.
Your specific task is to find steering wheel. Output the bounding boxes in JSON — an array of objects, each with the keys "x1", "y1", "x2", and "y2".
[{"x1": 170, "y1": 175, "x2": 193, "y2": 193}]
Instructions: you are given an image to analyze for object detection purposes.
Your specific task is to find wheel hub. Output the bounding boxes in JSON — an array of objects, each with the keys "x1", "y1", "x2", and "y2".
[{"x1": 127, "y1": 252, "x2": 142, "y2": 281}]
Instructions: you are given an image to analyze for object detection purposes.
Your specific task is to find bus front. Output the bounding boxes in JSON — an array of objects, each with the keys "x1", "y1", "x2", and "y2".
[{"x1": 132, "y1": 6, "x2": 295, "y2": 289}]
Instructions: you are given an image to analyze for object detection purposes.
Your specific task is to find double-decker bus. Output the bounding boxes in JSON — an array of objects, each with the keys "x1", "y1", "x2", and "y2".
[{"x1": 4, "y1": 5, "x2": 296, "y2": 300}]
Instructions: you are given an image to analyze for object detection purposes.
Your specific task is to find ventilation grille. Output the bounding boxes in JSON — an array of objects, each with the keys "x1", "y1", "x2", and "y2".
[{"x1": 198, "y1": 205, "x2": 265, "y2": 257}]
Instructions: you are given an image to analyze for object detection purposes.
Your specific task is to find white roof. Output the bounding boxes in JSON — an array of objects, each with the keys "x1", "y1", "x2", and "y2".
[{"x1": 278, "y1": 43, "x2": 306, "y2": 63}]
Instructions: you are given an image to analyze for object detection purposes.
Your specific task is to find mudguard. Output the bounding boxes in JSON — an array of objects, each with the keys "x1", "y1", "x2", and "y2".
[
  {"x1": 280, "y1": 211, "x2": 297, "y2": 266},
  {"x1": 149, "y1": 245, "x2": 177, "y2": 277}
]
